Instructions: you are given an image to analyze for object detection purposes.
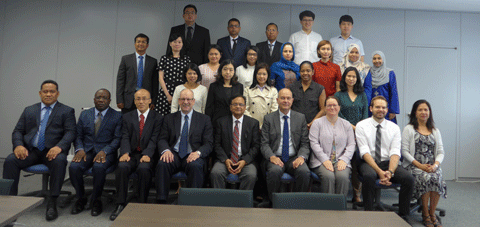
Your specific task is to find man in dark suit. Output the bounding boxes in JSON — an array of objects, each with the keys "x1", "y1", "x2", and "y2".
[
  {"x1": 217, "y1": 18, "x2": 251, "y2": 67},
  {"x1": 259, "y1": 88, "x2": 311, "y2": 208},
  {"x1": 168, "y1": 4, "x2": 210, "y2": 65},
  {"x1": 256, "y1": 23, "x2": 283, "y2": 67},
  {"x1": 3, "y1": 80, "x2": 76, "y2": 221},
  {"x1": 156, "y1": 89, "x2": 213, "y2": 203},
  {"x1": 210, "y1": 95, "x2": 260, "y2": 190},
  {"x1": 69, "y1": 88, "x2": 122, "y2": 216},
  {"x1": 116, "y1": 33, "x2": 158, "y2": 114},
  {"x1": 109, "y1": 89, "x2": 163, "y2": 221}
]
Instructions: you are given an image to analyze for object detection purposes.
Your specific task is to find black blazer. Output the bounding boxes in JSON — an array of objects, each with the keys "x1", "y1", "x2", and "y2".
[
  {"x1": 120, "y1": 110, "x2": 163, "y2": 158},
  {"x1": 116, "y1": 53, "x2": 158, "y2": 109},
  {"x1": 205, "y1": 81, "x2": 244, "y2": 125},
  {"x1": 217, "y1": 36, "x2": 251, "y2": 67},
  {"x1": 12, "y1": 102, "x2": 76, "y2": 154},
  {"x1": 256, "y1": 40, "x2": 283, "y2": 67},
  {"x1": 214, "y1": 115, "x2": 260, "y2": 164},
  {"x1": 168, "y1": 23, "x2": 211, "y2": 65},
  {"x1": 157, "y1": 110, "x2": 213, "y2": 159}
]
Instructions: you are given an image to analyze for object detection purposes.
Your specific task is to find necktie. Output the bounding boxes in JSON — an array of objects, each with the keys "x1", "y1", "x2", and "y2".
[
  {"x1": 281, "y1": 115, "x2": 289, "y2": 163},
  {"x1": 179, "y1": 115, "x2": 189, "y2": 158},
  {"x1": 330, "y1": 139, "x2": 337, "y2": 163},
  {"x1": 232, "y1": 39, "x2": 237, "y2": 54},
  {"x1": 94, "y1": 112, "x2": 103, "y2": 136},
  {"x1": 187, "y1": 26, "x2": 193, "y2": 43},
  {"x1": 137, "y1": 56, "x2": 144, "y2": 89},
  {"x1": 375, "y1": 124, "x2": 382, "y2": 163},
  {"x1": 269, "y1": 43, "x2": 273, "y2": 56},
  {"x1": 231, "y1": 120, "x2": 240, "y2": 164},
  {"x1": 37, "y1": 106, "x2": 51, "y2": 151},
  {"x1": 137, "y1": 114, "x2": 145, "y2": 151}
]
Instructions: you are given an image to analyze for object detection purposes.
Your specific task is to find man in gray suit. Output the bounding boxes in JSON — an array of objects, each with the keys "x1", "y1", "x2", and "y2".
[{"x1": 259, "y1": 88, "x2": 310, "y2": 208}]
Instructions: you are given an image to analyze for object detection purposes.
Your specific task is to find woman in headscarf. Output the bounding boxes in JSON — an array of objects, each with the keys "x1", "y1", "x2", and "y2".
[
  {"x1": 338, "y1": 43, "x2": 371, "y2": 98},
  {"x1": 270, "y1": 42, "x2": 300, "y2": 91}
]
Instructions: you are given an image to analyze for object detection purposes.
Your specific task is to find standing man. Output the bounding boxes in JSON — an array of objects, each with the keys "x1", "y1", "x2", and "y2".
[
  {"x1": 69, "y1": 88, "x2": 122, "y2": 216},
  {"x1": 210, "y1": 95, "x2": 260, "y2": 190},
  {"x1": 110, "y1": 89, "x2": 163, "y2": 221},
  {"x1": 356, "y1": 96, "x2": 414, "y2": 219},
  {"x1": 4, "y1": 80, "x2": 76, "y2": 221},
  {"x1": 117, "y1": 33, "x2": 158, "y2": 114},
  {"x1": 259, "y1": 88, "x2": 310, "y2": 208},
  {"x1": 217, "y1": 18, "x2": 251, "y2": 67},
  {"x1": 288, "y1": 10, "x2": 323, "y2": 65},
  {"x1": 256, "y1": 23, "x2": 283, "y2": 67},
  {"x1": 168, "y1": 4, "x2": 211, "y2": 65},
  {"x1": 156, "y1": 89, "x2": 213, "y2": 203},
  {"x1": 330, "y1": 15, "x2": 365, "y2": 64}
]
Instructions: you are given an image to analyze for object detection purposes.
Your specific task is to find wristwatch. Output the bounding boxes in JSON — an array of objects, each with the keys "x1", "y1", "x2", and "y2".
[{"x1": 387, "y1": 170, "x2": 395, "y2": 178}]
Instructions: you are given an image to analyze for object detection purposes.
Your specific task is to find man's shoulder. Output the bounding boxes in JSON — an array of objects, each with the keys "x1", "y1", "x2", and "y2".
[
  {"x1": 238, "y1": 37, "x2": 250, "y2": 43},
  {"x1": 145, "y1": 54, "x2": 157, "y2": 62},
  {"x1": 256, "y1": 41, "x2": 268, "y2": 47},
  {"x1": 55, "y1": 102, "x2": 74, "y2": 112},
  {"x1": 194, "y1": 24, "x2": 209, "y2": 32},
  {"x1": 217, "y1": 36, "x2": 229, "y2": 43},
  {"x1": 122, "y1": 110, "x2": 137, "y2": 122},
  {"x1": 356, "y1": 117, "x2": 371, "y2": 129},
  {"x1": 243, "y1": 115, "x2": 259, "y2": 126},
  {"x1": 193, "y1": 110, "x2": 211, "y2": 122}
]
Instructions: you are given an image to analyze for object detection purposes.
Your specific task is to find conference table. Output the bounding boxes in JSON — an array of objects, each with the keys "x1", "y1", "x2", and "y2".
[
  {"x1": 112, "y1": 203, "x2": 410, "y2": 227},
  {"x1": 0, "y1": 196, "x2": 44, "y2": 227}
]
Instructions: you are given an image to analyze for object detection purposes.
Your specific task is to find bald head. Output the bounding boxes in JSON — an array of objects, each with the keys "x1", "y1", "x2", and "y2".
[
  {"x1": 277, "y1": 88, "x2": 293, "y2": 114},
  {"x1": 134, "y1": 89, "x2": 151, "y2": 113}
]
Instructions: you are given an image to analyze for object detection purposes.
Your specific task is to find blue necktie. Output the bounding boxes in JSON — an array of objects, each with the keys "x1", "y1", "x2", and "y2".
[
  {"x1": 137, "y1": 56, "x2": 144, "y2": 89},
  {"x1": 179, "y1": 115, "x2": 189, "y2": 158},
  {"x1": 281, "y1": 115, "x2": 289, "y2": 163},
  {"x1": 37, "y1": 106, "x2": 51, "y2": 151}
]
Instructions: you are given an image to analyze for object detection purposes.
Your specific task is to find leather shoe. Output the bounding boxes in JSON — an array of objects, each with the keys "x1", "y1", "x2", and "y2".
[
  {"x1": 46, "y1": 198, "x2": 58, "y2": 221},
  {"x1": 71, "y1": 197, "x2": 87, "y2": 215},
  {"x1": 91, "y1": 199, "x2": 103, "y2": 216},
  {"x1": 110, "y1": 204, "x2": 125, "y2": 221},
  {"x1": 257, "y1": 200, "x2": 272, "y2": 208}
]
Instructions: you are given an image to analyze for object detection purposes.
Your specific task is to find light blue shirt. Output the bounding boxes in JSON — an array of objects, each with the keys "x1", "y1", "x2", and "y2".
[
  {"x1": 330, "y1": 35, "x2": 365, "y2": 65},
  {"x1": 95, "y1": 107, "x2": 109, "y2": 119},
  {"x1": 135, "y1": 52, "x2": 146, "y2": 73},
  {"x1": 173, "y1": 110, "x2": 193, "y2": 154},
  {"x1": 33, "y1": 102, "x2": 57, "y2": 148}
]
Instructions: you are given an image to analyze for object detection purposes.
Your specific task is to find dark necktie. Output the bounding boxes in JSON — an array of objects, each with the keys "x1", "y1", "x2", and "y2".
[
  {"x1": 37, "y1": 106, "x2": 51, "y2": 151},
  {"x1": 137, "y1": 56, "x2": 144, "y2": 89},
  {"x1": 231, "y1": 120, "x2": 240, "y2": 164},
  {"x1": 179, "y1": 115, "x2": 189, "y2": 158},
  {"x1": 137, "y1": 114, "x2": 145, "y2": 151},
  {"x1": 232, "y1": 39, "x2": 237, "y2": 54},
  {"x1": 281, "y1": 115, "x2": 289, "y2": 163},
  {"x1": 187, "y1": 26, "x2": 193, "y2": 43},
  {"x1": 94, "y1": 112, "x2": 103, "y2": 136},
  {"x1": 375, "y1": 124, "x2": 382, "y2": 163}
]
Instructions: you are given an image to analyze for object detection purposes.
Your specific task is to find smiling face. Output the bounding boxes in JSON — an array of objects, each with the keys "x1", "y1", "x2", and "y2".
[
  {"x1": 339, "y1": 21, "x2": 353, "y2": 37},
  {"x1": 256, "y1": 68, "x2": 268, "y2": 87},
  {"x1": 348, "y1": 47, "x2": 360, "y2": 62},
  {"x1": 179, "y1": 89, "x2": 195, "y2": 114},
  {"x1": 135, "y1": 37, "x2": 149, "y2": 55},
  {"x1": 300, "y1": 63, "x2": 313, "y2": 83},
  {"x1": 370, "y1": 99, "x2": 388, "y2": 121},
  {"x1": 301, "y1": 16, "x2": 314, "y2": 32},
  {"x1": 325, "y1": 98, "x2": 340, "y2": 117},
  {"x1": 208, "y1": 48, "x2": 221, "y2": 64},
  {"x1": 221, "y1": 63, "x2": 235, "y2": 82},
  {"x1": 372, "y1": 54, "x2": 383, "y2": 68},
  {"x1": 277, "y1": 89, "x2": 293, "y2": 113},
  {"x1": 318, "y1": 43, "x2": 332, "y2": 60},
  {"x1": 282, "y1": 45, "x2": 293, "y2": 61},
  {"x1": 94, "y1": 89, "x2": 111, "y2": 112},
  {"x1": 186, "y1": 69, "x2": 198, "y2": 84},
  {"x1": 170, "y1": 37, "x2": 183, "y2": 52},
  {"x1": 345, "y1": 70, "x2": 357, "y2": 88},
  {"x1": 415, "y1": 103, "x2": 430, "y2": 123},
  {"x1": 246, "y1": 49, "x2": 258, "y2": 66},
  {"x1": 39, "y1": 83, "x2": 59, "y2": 106},
  {"x1": 230, "y1": 96, "x2": 246, "y2": 119},
  {"x1": 134, "y1": 89, "x2": 151, "y2": 113}
]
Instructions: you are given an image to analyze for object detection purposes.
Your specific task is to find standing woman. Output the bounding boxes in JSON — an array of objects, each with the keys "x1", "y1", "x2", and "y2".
[
  {"x1": 199, "y1": 44, "x2": 222, "y2": 90},
  {"x1": 236, "y1": 46, "x2": 260, "y2": 88},
  {"x1": 402, "y1": 100, "x2": 446, "y2": 227},
  {"x1": 244, "y1": 62, "x2": 278, "y2": 128},
  {"x1": 205, "y1": 59, "x2": 244, "y2": 125},
  {"x1": 367, "y1": 51, "x2": 400, "y2": 123},
  {"x1": 312, "y1": 40, "x2": 342, "y2": 98},
  {"x1": 270, "y1": 42, "x2": 300, "y2": 91},
  {"x1": 171, "y1": 63, "x2": 208, "y2": 114},
  {"x1": 155, "y1": 33, "x2": 191, "y2": 115},
  {"x1": 338, "y1": 44, "x2": 371, "y2": 98}
]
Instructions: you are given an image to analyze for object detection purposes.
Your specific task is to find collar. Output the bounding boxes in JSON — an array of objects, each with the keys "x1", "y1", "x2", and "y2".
[
  {"x1": 186, "y1": 23, "x2": 196, "y2": 30},
  {"x1": 255, "y1": 84, "x2": 270, "y2": 90},
  {"x1": 95, "y1": 107, "x2": 109, "y2": 117},
  {"x1": 137, "y1": 108, "x2": 150, "y2": 119},
  {"x1": 280, "y1": 110, "x2": 291, "y2": 118},
  {"x1": 232, "y1": 115, "x2": 244, "y2": 124},
  {"x1": 181, "y1": 109, "x2": 194, "y2": 120},
  {"x1": 338, "y1": 34, "x2": 353, "y2": 40},
  {"x1": 268, "y1": 40, "x2": 276, "y2": 46},
  {"x1": 135, "y1": 52, "x2": 146, "y2": 59},
  {"x1": 370, "y1": 117, "x2": 386, "y2": 128},
  {"x1": 41, "y1": 101, "x2": 57, "y2": 110},
  {"x1": 230, "y1": 36, "x2": 239, "y2": 41}
]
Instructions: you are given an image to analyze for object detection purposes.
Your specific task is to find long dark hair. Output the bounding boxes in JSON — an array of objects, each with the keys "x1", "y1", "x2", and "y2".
[
  {"x1": 242, "y1": 46, "x2": 260, "y2": 68},
  {"x1": 250, "y1": 62, "x2": 273, "y2": 89},
  {"x1": 166, "y1": 33, "x2": 185, "y2": 58},
  {"x1": 216, "y1": 59, "x2": 238, "y2": 84},
  {"x1": 409, "y1": 99, "x2": 435, "y2": 131},
  {"x1": 340, "y1": 67, "x2": 364, "y2": 94},
  {"x1": 183, "y1": 63, "x2": 202, "y2": 83}
]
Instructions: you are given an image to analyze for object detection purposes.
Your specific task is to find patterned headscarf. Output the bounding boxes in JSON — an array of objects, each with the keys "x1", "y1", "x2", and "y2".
[{"x1": 341, "y1": 43, "x2": 370, "y2": 75}]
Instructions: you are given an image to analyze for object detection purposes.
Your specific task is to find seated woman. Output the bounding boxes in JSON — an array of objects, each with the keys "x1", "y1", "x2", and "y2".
[
  {"x1": 199, "y1": 44, "x2": 222, "y2": 90},
  {"x1": 309, "y1": 96, "x2": 355, "y2": 196},
  {"x1": 171, "y1": 63, "x2": 208, "y2": 114},
  {"x1": 312, "y1": 40, "x2": 342, "y2": 98},
  {"x1": 236, "y1": 46, "x2": 260, "y2": 88},
  {"x1": 290, "y1": 61, "x2": 326, "y2": 128},
  {"x1": 270, "y1": 42, "x2": 300, "y2": 91},
  {"x1": 402, "y1": 100, "x2": 446, "y2": 227},
  {"x1": 244, "y1": 62, "x2": 278, "y2": 128}
]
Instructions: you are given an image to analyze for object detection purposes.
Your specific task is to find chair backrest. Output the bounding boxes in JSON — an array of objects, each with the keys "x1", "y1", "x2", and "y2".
[
  {"x1": 272, "y1": 192, "x2": 346, "y2": 210},
  {"x1": 178, "y1": 188, "x2": 253, "y2": 208},
  {"x1": 0, "y1": 179, "x2": 14, "y2": 195}
]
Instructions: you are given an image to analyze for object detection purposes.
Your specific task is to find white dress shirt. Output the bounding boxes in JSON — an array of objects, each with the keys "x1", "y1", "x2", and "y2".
[
  {"x1": 355, "y1": 117, "x2": 401, "y2": 162},
  {"x1": 288, "y1": 30, "x2": 323, "y2": 65},
  {"x1": 232, "y1": 115, "x2": 244, "y2": 156},
  {"x1": 275, "y1": 110, "x2": 295, "y2": 157}
]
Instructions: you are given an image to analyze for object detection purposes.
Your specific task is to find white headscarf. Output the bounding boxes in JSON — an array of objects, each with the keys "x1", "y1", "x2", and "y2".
[
  {"x1": 370, "y1": 51, "x2": 392, "y2": 88},
  {"x1": 341, "y1": 44, "x2": 370, "y2": 81}
]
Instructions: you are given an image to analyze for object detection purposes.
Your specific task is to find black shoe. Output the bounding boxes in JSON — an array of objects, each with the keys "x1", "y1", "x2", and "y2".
[
  {"x1": 91, "y1": 199, "x2": 103, "y2": 216},
  {"x1": 46, "y1": 198, "x2": 58, "y2": 221},
  {"x1": 71, "y1": 197, "x2": 87, "y2": 215},
  {"x1": 110, "y1": 204, "x2": 125, "y2": 221},
  {"x1": 257, "y1": 199, "x2": 272, "y2": 208}
]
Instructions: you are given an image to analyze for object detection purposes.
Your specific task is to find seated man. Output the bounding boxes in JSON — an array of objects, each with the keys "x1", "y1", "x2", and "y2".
[
  {"x1": 3, "y1": 80, "x2": 76, "y2": 221},
  {"x1": 69, "y1": 88, "x2": 122, "y2": 216},
  {"x1": 259, "y1": 88, "x2": 310, "y2": 207},
  {"x1": 110, "y1": 89, "x2": 163, "y2": 221},
  {"x1": 211, "y1": 95, "x2": 260, "y2": 190},
  {"x1": 356, "y1": 96, "x2": 414, "y2": 219},
  {"x1": 156, "y1": 89, "x2": 213, "y2": 203}
]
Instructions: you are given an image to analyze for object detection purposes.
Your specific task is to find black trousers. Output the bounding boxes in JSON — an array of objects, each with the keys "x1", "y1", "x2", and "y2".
[
  {"x1": 115, "y1": 153, "x2": 153, "y2": 204},
  {"x1": 265, "y1": 156, "x2": 310, "y2": 200}
]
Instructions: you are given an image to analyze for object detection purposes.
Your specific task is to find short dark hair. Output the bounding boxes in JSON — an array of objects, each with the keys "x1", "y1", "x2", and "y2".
[
  {"x1": 299, "y1": 61, "x2": 314, "y2": 71},
  {"x1": 183, "y1": 4, "x2": 197, "y2": 14},
  {"x1": 325, "y1": 96, "x2": 340, "y2": 107},
  {"x1": 370, "y1": 96, "x2": 387, "y2": 107},
  {"x1": 134, "y1": 33, "x2": 149, "y2": 44},
  {"x1": 266, "y1": 23, "x2": 278, "y2": 31},
  {"x1": 41, "y1": 80, "x2": 58, "y2": 91},
  {"x1": 409, "y1": 99, "x2": 435, "y2": 131},
  {"x1": 166, "y1": 33, "x2": 186, "y2": 58},
  {"x1": 228, "y1": 18, "x2": 240, "y2": 26},
  {"x1": 340, "y1": 67, "x2": 364, "y2": 94},
  {"x1": 299, "y1": 10, "x2": 315, "y2": 21},
  {"x1": 216, "y1": 59, "x2": 238, "y2": 84},
  {"x1": 229, "y1": 95, "x2": 246, "y2": 105},
  {"x1": 208, "y1": 44, "x2": 223, "y2": 57},
  {"x1": 183, "y1": 63, "x2": 202, "y2": 83},
  {"x1": 250, "y1": 62, "x2": 273, "y2": 89},
  {"x1": 242, "y1": 45, "x2": 260, "y2": 68},
  {"x1": 339, "y1": 15, "x2": 353, "y2": 25},
  {"x1": 95, "y1": 88, "x2": 111, "y2": 99}
]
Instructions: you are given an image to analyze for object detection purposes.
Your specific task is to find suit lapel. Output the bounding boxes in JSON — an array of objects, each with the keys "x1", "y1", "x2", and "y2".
[
  {"x1": 189, "y1": 111, "x2": 197, "y2": 137},
  {"x1": 46, "y1": 102, "x2": 60, "y2": 128},
  {"x1": 225, "y1": 37, "x2": 234, "y2": 56},
  {"x1": 98, "y1": 108, "x2": 113, "y2": 137},
  {"x1": 132, "y1": 111, "x2": 140, "y2": 142},
  {"x1": 240, "y1": 116, "x2": 248, "y2": 153},
  {"x1": 227, "y1": 115, "x2": 234, "y2": 150},
  {"x1": 35, "y1": 103, "x2": 41, "y2": 127},
  {"x1": 131, "y1": 53, "x2": 138, "y2": 77},
  {"x1": 141, "y1": 111, "x2": 155, "y2": 143},
  {"x1": 175, "y1": 112, "x2": 182, "y2": 139},
  {"x1": 273, "y1": 43, "x2": 282, "y2": 59}
]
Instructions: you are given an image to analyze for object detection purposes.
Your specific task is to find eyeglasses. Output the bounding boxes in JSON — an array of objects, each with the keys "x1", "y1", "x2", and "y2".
[
  {"x1": 326, "y1": 104, "x2": 339, "y2": 108},
  {"x1": 135, "y1": 97, "x2": 150, "y2": 101},
  {"x1": 302, "y1": 19, "x2": 314, "y2": 22},
  {"x1": 179, "y1": 98, "x2": 194, "y2": 102},
  {"x1": 230, "y1": 103, "x2": 245, "y2": 107},
  {"x1": 228, "y1": 25, "x2": 240, "y2": 28}
]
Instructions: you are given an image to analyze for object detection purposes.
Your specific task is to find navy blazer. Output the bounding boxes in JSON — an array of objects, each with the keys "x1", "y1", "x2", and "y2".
[
  {"x1": 256, "y1": 40, "x2": 283, "y2": 67},
  {"x1": 157, "y1": 110, "x2": 213, "y2": 159},
  {"x1": 168, "y1": 23, "x2": 211, "y2": 65},
  {"x1": 74, "y1": 107, "x2": 122, "y2": 156},
  {"x1": 217, "y1": 36, "x2": 251, "y2": 67},
  {"x1": 12, "y1": 102, "x2": 76, "y2": 154},
  {"x1": 120, "y1": 110, "x2": 163, "y2": 158}
]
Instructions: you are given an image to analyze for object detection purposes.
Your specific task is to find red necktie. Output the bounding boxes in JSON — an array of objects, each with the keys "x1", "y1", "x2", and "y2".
[
  {"x1": 231, "y1": 120, "x2": 240, "y2": 163},
  {"x1": 137, "y1": 114, "x2": 145, "y2": 151}
]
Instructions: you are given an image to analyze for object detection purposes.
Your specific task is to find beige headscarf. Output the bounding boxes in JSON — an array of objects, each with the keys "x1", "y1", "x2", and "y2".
[{"x1": 340, "y1": 44, "x2": 370, "y2": 82}]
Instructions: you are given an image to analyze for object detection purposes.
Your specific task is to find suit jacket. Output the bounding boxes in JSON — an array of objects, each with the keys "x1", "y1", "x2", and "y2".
[
  {"x1": 217, "y1": 36, "x2": 251, "y2": 67},
  {"x1": 260, "y1": 110, "x2": 310, "y2": 160},
  {"x1": 205, "y1": 81, "x2": 244, "y2": 125},
  {"x1": 157, "y1": 110, "x2": 213, "y2": 159},
  {"x1": 74, "y1": 107, "x2": 122, "y2": 158},
  {"x1": 214, "y1": 115, "x2": 260, "y2": 164},
  {"x1": 256, "y1": 40, "x2": 283, "y2": 67},
  {"x1": 12, "y1": 102, "x2": 76, "y2": 154},
  {"x1": 116, "y1": 53, "x2": 158, "y2": 109},
  {"x1": 120, "y1": 110, "x2": 163, "y2": 158},
  {"x1": 168, "y1": 23, "x2": 211, "y2": 65}
]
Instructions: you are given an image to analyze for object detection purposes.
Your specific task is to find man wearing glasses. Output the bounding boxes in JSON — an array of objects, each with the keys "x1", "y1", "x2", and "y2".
[
  {"x1": 217, "y1": 18, "x2": 251, "y2": 67},
  {"x1": 288, "y1": 10, "x2": 323, "y2": 65}
]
